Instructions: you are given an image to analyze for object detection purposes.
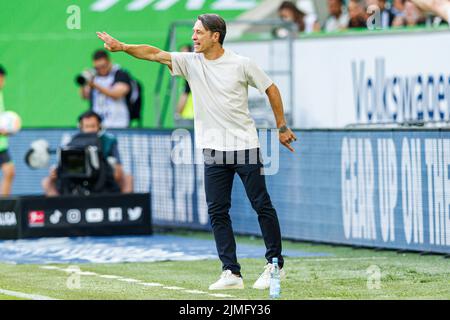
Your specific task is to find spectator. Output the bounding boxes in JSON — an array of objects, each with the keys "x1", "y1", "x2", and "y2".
[
  {"x1": 0, "y1": 66, "x2": 15, "y2": 196},
  {"x1": 348, "y1": 0, "x2": 368, "y2": 28},
  {"x1": 42, "y1": 111, "x2": 133, "y2": 196},
  {"x1": 380, "y1": 0, "x2": 396, "y2": 26},
  {"x1": 80, "y1": 50, "x2": 131, "y2": 128},
  {"x1": 278, "y1": 1, "x2": 306, "y2": 32},
  {"x1": 392, "y1": 0, "x2": 427, "y2": 26},
  {"x1": 277, "y1": 1, "x2": 320, "y2": 33},
  {"x1": 391, "y1": 0, "x2": 407, "y2": 16},
  {"x1": 323, "y1": 0, "x2": 350, "y2": 32}
]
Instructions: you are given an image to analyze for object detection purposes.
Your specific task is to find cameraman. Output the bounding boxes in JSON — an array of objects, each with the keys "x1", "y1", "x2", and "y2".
[
  {"x1": 79, "y1": 50, "x2": 131, "y2": 128},
  {"x1": 42, "y1": 111, "x2": 133, "y2": 196}
]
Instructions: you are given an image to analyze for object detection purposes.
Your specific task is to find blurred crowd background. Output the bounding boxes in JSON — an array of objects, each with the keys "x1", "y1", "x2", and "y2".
[
  {"x1": 278, "y1": 0, "x2": 447, "y2": 34},
  {"x1": 0, "y1": 0, "x2": 447, "y2": 130}
]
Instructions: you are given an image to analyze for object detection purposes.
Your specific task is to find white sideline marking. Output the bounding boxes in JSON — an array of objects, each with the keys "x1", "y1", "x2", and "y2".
[
  {"x1": 163, "y1": 286, "x2": 184, "y2": 290},
  {"x1": 304, "y1": 257, "x2": 389, "y2": 262},
  {"x1": 0, "y1": 288, "x2": 59, "y2": 300},
  {"x1": 75, "y1": 271, "x2": 98, "y2": 276},
  {"x1": 140, "y1": 282, "x2": 163, "y2": 287},
  {"x1": 39, "y1": 266, "x2": 61, "y2": 270},
  {"x1": 117, "y1": 278, "x2": 140, "y2": 283},
  {"x1": 39, "y1": 266, "x2": 235, "y2": 298},
  {"x1": 184, "y1": 290, "x2": 207, "y2": 294},
  {"x1": 55, "y1": 267, "x2": 97, "y2": 276},
  {"x1": 40, "y1": 266, "x2": 96, "y2": 276},
  {"x1": 60, "y1": 267, "x2": 79, "y2": 273},
  {"x1": 99, "y1": 274, "x2": 121, "y2": 279},
  {"x1": 209, "y1": 293, "x2": 233, "y2": 298}
]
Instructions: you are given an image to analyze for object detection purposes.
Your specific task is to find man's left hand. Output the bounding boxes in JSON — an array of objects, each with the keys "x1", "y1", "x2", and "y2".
[{"x1": 278, "y1": 126, "x2": 297, "y2": 152}]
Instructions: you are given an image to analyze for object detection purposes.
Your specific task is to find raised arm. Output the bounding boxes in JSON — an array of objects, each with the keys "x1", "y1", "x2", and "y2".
[{"x1": 96, "y1": 32, "x2": 172, "y2": 68}]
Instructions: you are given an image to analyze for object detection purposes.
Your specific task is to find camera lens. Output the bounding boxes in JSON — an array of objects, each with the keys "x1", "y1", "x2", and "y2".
[{"x1": 75, "y1": 75, "x2": 87, "y2": 86}]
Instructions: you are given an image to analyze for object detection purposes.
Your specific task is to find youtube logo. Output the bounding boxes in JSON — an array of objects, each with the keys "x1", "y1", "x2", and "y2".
[{"x1": 28, "y1": 210, "x2": 45, "y2": 227}]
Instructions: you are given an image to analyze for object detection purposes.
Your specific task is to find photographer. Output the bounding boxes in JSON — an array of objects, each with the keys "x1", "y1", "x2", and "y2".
[
  {"x1": 41, "y1": 111, "x2": 133, "y2": 196},
  {"x1": 78, "y1": 50, "x2": 131, "y2": 128}
]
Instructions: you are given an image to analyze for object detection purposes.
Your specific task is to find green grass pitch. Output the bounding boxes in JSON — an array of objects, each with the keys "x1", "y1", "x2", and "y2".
[{"x1": 0, "y1": 231, "x2": 448, "y2": 300}]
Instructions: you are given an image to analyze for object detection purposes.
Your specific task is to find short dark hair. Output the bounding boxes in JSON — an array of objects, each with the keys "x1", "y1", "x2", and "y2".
[
  {"x1": 93, "y1": 49, "x2": 110, "y2": 61},
  {"x1": 0, "y1": 65, "x2": 6, "y2": 76},
  {"x1": 197, "y1": 14, "x2": 227, "y2": 45},
  {"x1": 78, "y1": 110, "x2": 103, "y2": 124}
]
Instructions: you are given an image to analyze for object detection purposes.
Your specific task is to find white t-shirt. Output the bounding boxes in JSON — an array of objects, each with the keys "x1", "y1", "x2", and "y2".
[
  {"x1": 323, "y1": 12, "x2": 349, "y2": 32},
  {"x1": 170, "y1": 49, "x2": 273, "y2": 151}
]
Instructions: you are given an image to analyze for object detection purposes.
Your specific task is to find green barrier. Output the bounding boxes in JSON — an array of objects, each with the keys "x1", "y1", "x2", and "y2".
[{"x1": 0, "y1": 0, "x2": 248, "y2": 128}]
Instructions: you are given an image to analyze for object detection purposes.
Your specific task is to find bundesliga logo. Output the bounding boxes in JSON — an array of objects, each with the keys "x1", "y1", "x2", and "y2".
[{"x1": 28, "y1": 210, "x2": 45, "y2": 227}]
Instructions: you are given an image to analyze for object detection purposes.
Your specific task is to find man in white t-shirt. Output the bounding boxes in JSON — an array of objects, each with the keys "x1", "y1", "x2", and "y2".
[{"x1": 97, "y1": 13, "x2": 297, "y2": 291}]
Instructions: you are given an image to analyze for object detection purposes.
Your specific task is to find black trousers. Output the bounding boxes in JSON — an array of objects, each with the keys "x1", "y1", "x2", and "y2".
[{"x1": 203, "y1": 148, "x2": 283, "y2": 274}]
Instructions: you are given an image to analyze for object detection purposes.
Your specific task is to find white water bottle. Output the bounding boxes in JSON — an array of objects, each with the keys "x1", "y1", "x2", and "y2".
[{"x1": 269, "y1": 257, "x2": 281, "y2": 299}]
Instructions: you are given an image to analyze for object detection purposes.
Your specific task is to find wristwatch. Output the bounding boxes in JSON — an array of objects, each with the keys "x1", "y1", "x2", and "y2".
[{"x1": 278, "y1": 125, "x2": 289, "y2": 133}]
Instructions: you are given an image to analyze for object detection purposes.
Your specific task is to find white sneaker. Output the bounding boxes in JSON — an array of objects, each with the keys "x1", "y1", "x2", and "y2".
[
  {"x1": 252, "y1": 264, "x2": 286, "y2": 290},
  {"x1": 208, "y1": 270, "x2": 244, "y2": 290}
]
